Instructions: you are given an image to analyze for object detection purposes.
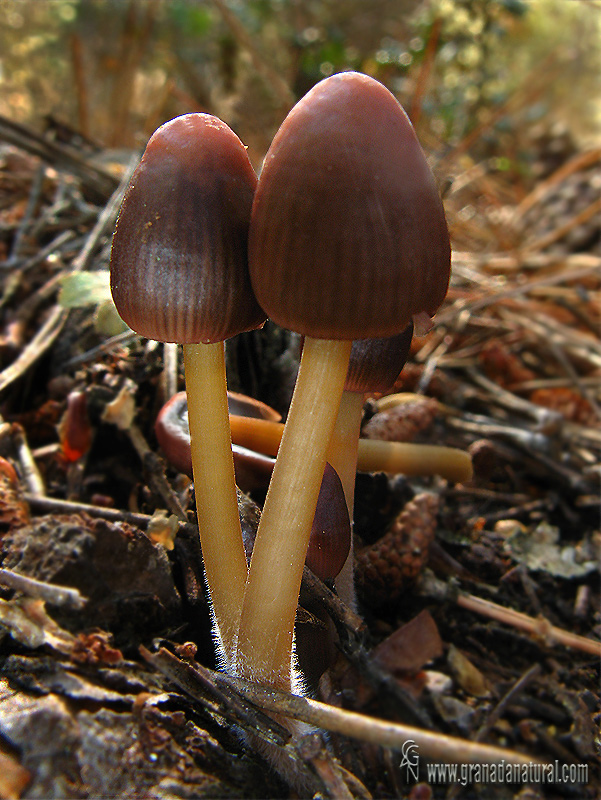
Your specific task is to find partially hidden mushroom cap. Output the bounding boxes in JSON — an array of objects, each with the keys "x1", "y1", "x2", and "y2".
[
  {"x1": 345, "y1": 323, "x2": 413, "y2": 394},
  {"x1": 226, "y1": 391, "x2": 282, "y2": 422},
  {"x1": 154, "y1": 392, "x2": 192, "y2": 476},
  {"x1": 249, "y1": 71, "x2": 451, "y2": 340},
  {"x1": 306, "y1": 462, "x2": 351, "y2": 582},
  {"x1": 239, "y1": 461, "x2": 351, "y2": 582},
  {"x1": 110, "y1": 113, "x2": 266, "y2": 344},
  {"x1": 154, "y1": 390, "x2": 278, "y2": 492}
]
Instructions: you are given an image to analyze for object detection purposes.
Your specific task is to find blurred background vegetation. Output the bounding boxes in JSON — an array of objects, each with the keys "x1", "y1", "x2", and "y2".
[{"x1": 0, "y1": 0, "x2": 599, "y2": 172}]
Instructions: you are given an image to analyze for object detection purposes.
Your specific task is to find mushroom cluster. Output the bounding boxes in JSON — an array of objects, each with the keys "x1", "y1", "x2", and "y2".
[{"x1": 110, "y1": 72, "x2": 453, "y2": 707}]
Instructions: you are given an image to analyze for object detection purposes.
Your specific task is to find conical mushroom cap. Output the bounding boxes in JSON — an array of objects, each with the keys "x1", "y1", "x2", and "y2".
[
  {"x1": 111, "y1": 113, "x2": 266, "y2": 344},
  {"x1": 249, "y1": 72, "x2": 450, "y2": 340}
]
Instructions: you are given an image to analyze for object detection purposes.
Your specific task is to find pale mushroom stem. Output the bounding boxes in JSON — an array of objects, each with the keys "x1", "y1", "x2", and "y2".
[
  {"x1": 235, "y1": 336, "x2": 352, "y2": 689},
  {"x1": 183, "y1": 341, "x2": 248, "y2": 664},
  {"x1": 228, "y1": 415, "x2": 473, "y2": 484},
  {"x1": 359, "y1": 438, "x2": 473, "y2": 483},
  {"x1": 325, "y1": 390, "x2": 364, "y2": 609}
]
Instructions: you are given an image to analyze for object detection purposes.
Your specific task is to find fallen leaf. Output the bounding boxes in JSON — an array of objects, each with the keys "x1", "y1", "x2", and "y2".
[
  {"x1": 373, "y1": 609, "x2": 444, "y2": 675},
  {"x1": 58, "y1": 271, "x2": 112, "y2": 308},
  {"x1": 101, "y1": 381, "x2": 136, "y2": 430},
  {"x1": 0, "y1": 597, "x2": 76, "y2": 654},
  {"x1": 447, "y1": 644, "x2": 491, "y2": 698},
  {"x1": 430, "y1": 692, "x2": 475, "y2": 734},
  {"x1": 0, "y1": 458, "x2": 29, "y2": 534}
]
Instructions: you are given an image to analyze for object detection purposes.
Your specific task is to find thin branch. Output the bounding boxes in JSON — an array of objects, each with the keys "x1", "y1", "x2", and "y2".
[
  {"x1": 216, "y1": 670, "x2": 541, "y2": 769},
  {"x1": 0, "y1": 114, "x2": 118, "y2": 201},
  {"x1": 419, "y1": 573, "x2": 601, "y2": 657},
  {"x1": 0, "y1": 568, "x2": 86, "y2": 610},
  {"x1": 0, "y1": 160, "x2": 136, "y2": 396}
]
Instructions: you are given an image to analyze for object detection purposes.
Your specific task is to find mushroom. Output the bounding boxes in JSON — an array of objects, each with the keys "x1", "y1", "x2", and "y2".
[
  {"x1": 229, "y1": 414, "x2": 472, "y2": 482},
  {"x1": 110, "y1": 113, "x2": 265, "y2": 662},
  {"x1": 154, "y1": 391, "x2": 473, "y2": 485},
  {"x1": 328, "y1": 323, "x2": 414, "y2": 609},
  {"x1": 236, "y1": 72, "x2": 451, "y2": 690},
  {"x1": 156, "y1": 388, "x2": 350, "y2": 579},
  {"x1": 227, "y1": 391, "x2": 282, "y2": 423}
]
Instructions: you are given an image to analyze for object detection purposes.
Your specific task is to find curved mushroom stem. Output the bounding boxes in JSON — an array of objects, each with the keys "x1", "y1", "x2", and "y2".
[
  {"x1": 325, "y1": 391, "x2": 364, "y2": 610},
  {"x1": 228, "y1": 415, "x2": 282, "y2": 457},
  {"x1": 228, "y1": 414, "x2": 473, "y2": 484},
  {"x1": 235, "y1": 336, "x2": 352, "y2": 689},
  {"x1": 183, "y1": 342, "x2": 248, "y2": 664}
]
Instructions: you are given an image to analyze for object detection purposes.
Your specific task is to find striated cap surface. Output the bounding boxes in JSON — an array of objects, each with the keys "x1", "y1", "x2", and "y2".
[
  {"x1": 345, "y1": 323, "x2": 413, "y2": 394},
  {"x1": 110, "y1": 113, "x2": 266, "y2": 343},
  {"x1": 249, "y1": 72, "x2": 450, "y2": 340}
]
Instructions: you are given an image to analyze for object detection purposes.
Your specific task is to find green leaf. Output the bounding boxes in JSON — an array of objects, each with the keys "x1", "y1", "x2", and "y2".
[
  {"x1": 94, "y1": 301, "x2": 130, "y2": 337},
  {"x1": 58, "y1": 271, "x2": 113, "y2": 309}
]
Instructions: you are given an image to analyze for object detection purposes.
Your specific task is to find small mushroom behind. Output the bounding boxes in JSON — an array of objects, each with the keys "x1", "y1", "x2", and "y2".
[
  {"x1": 328, "y1": 324, "x2": 414, "y2": 610},
  {"x1": 155, "y1": 391, "x2": 473, "y2": 487},
  {"x1": 227, "y1": 391, "x2": 282, "y2": 423},
  {"x1": 306, "y1": 463, "x2": 351, "y2": 583},
  {"x1": 239, "y1": 462, "x2": 351, "y2": 584},
  {"x1": 155, "y1": 391, "x2": 277, "y2": 493},
  {"x1": 155, "y1": 392, "x2": 350, "y2": 580},
  {"x1": 156, "y1": 390, "x2": 472, "y2": 489}
]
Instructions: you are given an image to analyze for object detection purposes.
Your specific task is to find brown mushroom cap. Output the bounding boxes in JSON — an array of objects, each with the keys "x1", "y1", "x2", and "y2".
[
  {"x1": 344, "y1": 323, "x2": 413, "y2": 394},
  {"x1": 226, "y1": 391, "x2": 282, "y2": 422},
  {"x1": 249, "y1": 72, "x2": 450, "y2": 340},
  {"x1": 154, "y1": 391, "x2": 278, "y2": 491},
  {"x1": 110, "y1": 113, "x2": 266, "y2": 344},
  {"x1": 306, "y1": 462, "x2": 351, "y2": 582},
  {"x1": 239, "y1": 461, "x2": 351, "y2": 582}
]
